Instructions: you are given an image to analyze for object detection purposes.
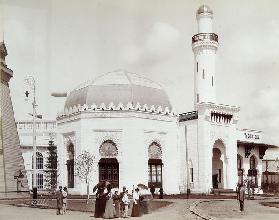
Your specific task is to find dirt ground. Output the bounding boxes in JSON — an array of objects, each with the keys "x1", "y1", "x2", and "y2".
[
  {"x1": 196, "y1": 198, "x2": 279, "y2": 220},
  {"x1": 1, "y1": 197, "x2": 279, "y2": 220}
]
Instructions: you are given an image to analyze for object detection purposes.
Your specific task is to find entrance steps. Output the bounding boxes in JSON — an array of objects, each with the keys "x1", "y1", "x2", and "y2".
[{"x1": 211, "y1": 188, "x2": 235, "y2": 195}]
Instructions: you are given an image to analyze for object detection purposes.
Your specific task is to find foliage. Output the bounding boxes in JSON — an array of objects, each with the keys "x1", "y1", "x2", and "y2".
[
  {"x1": 44, "y1": 139, "x2": 58, "y2": 191},
  {"x1": 75, "y1": 150, "x2": 96, "y2": 203},
  {"x1": 75, "y1": 150, "x2": 96, "y2": 183}
]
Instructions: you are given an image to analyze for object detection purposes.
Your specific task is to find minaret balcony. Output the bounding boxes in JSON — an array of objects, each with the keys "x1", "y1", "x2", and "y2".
[{"x1": 192, "y1": 33, "x2": 218, "y2": 44}]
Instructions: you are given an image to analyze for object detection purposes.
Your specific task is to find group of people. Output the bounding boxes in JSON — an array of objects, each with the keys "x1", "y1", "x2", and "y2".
[
  {"x1": 94, "y1": 183, "x2": 143, "y2": 218},
  {"x1": 56, "y1": 186, "x2": 68, "y2": 215},
  {"x1": 150, "y1": 184, "x2": 164, "y2": 199}
]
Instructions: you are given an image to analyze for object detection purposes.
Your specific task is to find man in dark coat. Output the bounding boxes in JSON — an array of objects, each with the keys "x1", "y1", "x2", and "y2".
[
  {"x1": 150, "y1": 185, "x2": 155, "y2": 199},
  {"x1": 94, "y1": 183, "x2": 106, "y2": 218},
  {"x1": 56, "y1": 186, "x2": 63, "y2": 215},
  {"x1": 237, "y1": 184, "x2": 245, "y2": 211},
  {"x1": 159, "y1": 188, "x2": 163, "y2": 199}
]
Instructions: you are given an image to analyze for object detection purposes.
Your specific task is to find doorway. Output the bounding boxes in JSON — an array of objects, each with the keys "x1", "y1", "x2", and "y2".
[
  {"x1": 212, "y1": 148, "x2": 223, "y2": 189},
  {"x1": 98, "y1": 158, "x2": 119, "y2": 188}
]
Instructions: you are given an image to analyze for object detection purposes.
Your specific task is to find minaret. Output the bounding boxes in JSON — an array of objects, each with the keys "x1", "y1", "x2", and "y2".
[
  {"x1": 0, "y1": 16, "x2": 28, "y2": 196},
  {"x1": 192, "y1": 5, "x2": 218, "y2": 106}
]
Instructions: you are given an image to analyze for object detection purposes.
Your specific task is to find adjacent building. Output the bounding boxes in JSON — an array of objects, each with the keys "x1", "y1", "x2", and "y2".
[
  {"x1": 0, "y1": 39, "x2": 28, "y2": 197},
  {"x1": 16, "y1": 120, "x2": 56, "y2": 190}
]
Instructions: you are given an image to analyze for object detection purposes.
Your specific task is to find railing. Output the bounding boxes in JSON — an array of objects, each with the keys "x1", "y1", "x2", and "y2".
[
  {"x1": 179, "y1": 111, "x2": 198, "y2": 122},
  {"x1": 192, "y1": 33, "x2": 218, "y2": 44},
  {"x1": 16, "y1": 121, "x2": 56, "y2": 131}
]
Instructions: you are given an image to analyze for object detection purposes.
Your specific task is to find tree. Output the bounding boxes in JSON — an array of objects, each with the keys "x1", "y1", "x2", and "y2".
[
  {"x1": 44, "y1": 139, "x2": 58, "y2": 193},
  {"x1": 75, "y1": 150, "x2": 96, "y2": 203}
]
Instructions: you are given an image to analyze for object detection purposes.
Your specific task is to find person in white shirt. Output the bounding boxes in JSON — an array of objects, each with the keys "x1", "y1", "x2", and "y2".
[
  {"x1": 122, "y1": 190, "x2": 129, "y2": 218},
  {"x1": 131, "y1": 188, "x2": 140, "y2": 217}
]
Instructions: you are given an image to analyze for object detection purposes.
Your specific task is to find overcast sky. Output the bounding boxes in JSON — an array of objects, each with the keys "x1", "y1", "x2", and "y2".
[{"x1": 1, "y1": 0, "x2": 279, "y2": 146}]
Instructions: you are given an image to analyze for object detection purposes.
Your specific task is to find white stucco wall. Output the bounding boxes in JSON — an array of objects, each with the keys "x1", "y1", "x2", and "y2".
[{"x1": 57, "y1": 111, "x2": 179, "y2": 195}]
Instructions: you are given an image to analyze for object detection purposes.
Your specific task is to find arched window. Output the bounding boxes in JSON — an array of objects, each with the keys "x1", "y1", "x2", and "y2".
[
  {"x1": 250, "y1": 155, "x2": 256, "y2": 170},
  {"x1": 237, "y1": 154, "x2": 243, "y2": 185},
  {"x1": 32, "y1": 152, "x2": 44, "y2": 169},
  {"x1": 67, "y1": 142, "x2": 75, "y2": 188},
  {"x1": 148, "y1": 142, "x2": 163, "y2": 188},
  {"x1": 248, "y1": 155, "x2": 258, "y2": 187},
  {"x1": 237, "y1": 154, "x2": 242, "y2": 170}
]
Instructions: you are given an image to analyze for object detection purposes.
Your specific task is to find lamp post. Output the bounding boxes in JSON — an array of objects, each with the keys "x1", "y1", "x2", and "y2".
[{"x1": 24, "y1": 76, "x2": 37, "y2": 199}]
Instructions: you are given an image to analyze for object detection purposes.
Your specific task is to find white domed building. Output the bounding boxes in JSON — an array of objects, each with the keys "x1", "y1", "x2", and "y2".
[
  {"x1": 56, "y1": 70, "x2": 180, "y2": 194},
  {"x1": 56, "y1": 5, "x2": 278, "y2": 195}
]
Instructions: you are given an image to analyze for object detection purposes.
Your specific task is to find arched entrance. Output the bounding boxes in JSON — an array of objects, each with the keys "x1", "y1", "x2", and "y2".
[
  {"x1": 212, "y1": 148, "x2": 223, "y2": 189},
  {"x1": 98, "y1": 140, "x2": 119, "y2": 188},
  {"x1": 98, "y1": 158, "x2": 119, "y2": 187}
]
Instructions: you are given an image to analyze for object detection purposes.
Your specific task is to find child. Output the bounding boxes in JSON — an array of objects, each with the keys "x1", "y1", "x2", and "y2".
[{"x1": 122, "y1": 190, "x2": 129, "y2": 218}]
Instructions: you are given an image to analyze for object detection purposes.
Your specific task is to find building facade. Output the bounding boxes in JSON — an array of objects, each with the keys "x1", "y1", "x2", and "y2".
[
  {"x1": 16, "y1": 120, "x2": 56, "y2": 191},
  {"x1": 0, "y1": 39, "x2": 28, "y2": 197},
  {"x1": 52, "y1": 5, "x2": 277, "y2": 195}
]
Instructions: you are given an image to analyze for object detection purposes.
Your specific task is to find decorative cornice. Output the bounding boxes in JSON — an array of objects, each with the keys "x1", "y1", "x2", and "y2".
[
  {"x1": 57, "y1": 102, "x2": 177, "y2": 120},
  {"x1": 196, "y1": 102, "x2": 240, "y2": 113},
  {"x1": 192, "y1": 41, "x2": 219, "y2": 52}
]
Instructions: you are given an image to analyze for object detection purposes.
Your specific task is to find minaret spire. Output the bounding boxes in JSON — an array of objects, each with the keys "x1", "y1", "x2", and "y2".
[{"x1": 192, "y1": 5, "x2": 218, "y2": 106}]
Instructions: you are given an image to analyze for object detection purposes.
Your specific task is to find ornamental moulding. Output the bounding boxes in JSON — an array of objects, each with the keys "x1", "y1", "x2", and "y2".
[
  {"x1": 57, "y1": 102, "x2": 176, "y2": 119},
  {"x1": 197, "y1": 102, "x2": 240, "y2": 113}
]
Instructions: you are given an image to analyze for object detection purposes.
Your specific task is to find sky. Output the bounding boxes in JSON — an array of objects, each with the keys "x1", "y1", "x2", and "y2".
[{"x1": 1, "y1": 0, "x2": 279, "y2": 146}]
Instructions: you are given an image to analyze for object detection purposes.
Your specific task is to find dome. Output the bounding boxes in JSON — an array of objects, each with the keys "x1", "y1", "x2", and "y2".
[
  {"x1": 65, "y1": 70, "x2": 172, "y2": 111},
  {"x1": 197, "y1": 5, "x2": 213, "y2": 15}
]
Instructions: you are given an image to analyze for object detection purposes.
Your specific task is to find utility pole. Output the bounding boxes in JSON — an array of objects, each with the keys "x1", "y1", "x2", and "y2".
[
  {"x1": 25, "y1": 76, "x2": 37, "y2": 200},
  {"x1": 185, "y1": 126, "x2": 190, "y2": 199}
]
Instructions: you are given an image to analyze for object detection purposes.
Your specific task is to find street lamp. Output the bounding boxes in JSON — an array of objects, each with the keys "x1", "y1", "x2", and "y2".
[{"x1": 24, "y1": 76, "x2": 38, "y2": 201}]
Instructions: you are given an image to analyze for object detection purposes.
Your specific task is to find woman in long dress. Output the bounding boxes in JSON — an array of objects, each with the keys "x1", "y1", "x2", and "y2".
[
  {"x1": 104, "y1": 185, "x2": 115, "y2": 219},
  {"x1": 94, "y1": 184, "x2": 105, "y2": 218},
  {"x1": 131, "y1": 188, "x2": 140, "y2": 217}
]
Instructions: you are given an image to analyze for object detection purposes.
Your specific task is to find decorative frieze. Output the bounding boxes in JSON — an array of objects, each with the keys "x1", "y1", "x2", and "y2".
[{"x1": 57, "y1": 102, "x2": 176, "y2": 119}]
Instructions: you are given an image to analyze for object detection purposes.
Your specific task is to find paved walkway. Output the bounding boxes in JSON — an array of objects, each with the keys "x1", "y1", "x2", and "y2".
[
  {"x1": 1, "y1": 198, "x2": 279, "y2": 220},
  {"x1": 0, "y1": 199, "x2": 199, "y2": 220},
  {"x1": 196, "y1": 198, "x2": 279, "y2": 220}
]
